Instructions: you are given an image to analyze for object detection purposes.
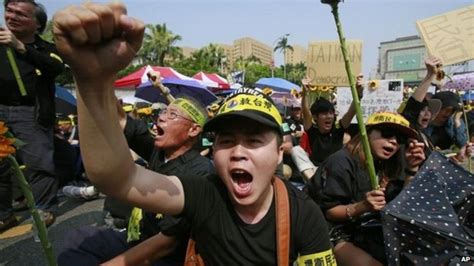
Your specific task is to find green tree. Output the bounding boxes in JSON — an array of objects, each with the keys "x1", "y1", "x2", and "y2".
[
  {"x1": 232, "y1": 56, "x2": 266, "y2": 87},
  {"x1": 273, "y1": 35, "x2": 293, "y2": 79},
  {"x1": 140, "y1": 23, "x2": 182, "y2": 66},
  {"x1": 285, "y1": 63, "x2": 306, "y2": 84}
]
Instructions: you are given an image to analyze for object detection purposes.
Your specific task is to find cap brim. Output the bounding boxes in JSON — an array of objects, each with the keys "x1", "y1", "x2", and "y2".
[
  {"x1": 204, "y1": 110, "x2": 281, "y2": 134},
  {"x1": 427, "y1": 99, "x2": 441, "y2": 121},
  {"x1": 370, "y1": 122, "x2": 418, "y2": 139}
]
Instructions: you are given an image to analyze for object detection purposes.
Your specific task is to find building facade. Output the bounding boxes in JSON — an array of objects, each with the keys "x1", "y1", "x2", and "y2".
[
  {"x1": 284, "y1": 44, "x2": 307, "y2": 65},
  {"x1": 378, "y1": 35, "x2": 428, "y2": 86},
  {"x1": 232, "y1": 37, "x2": 273, "y2": 66},
  {"x1": 378, "y1": 35, "x2": 473, "y2": 86}
]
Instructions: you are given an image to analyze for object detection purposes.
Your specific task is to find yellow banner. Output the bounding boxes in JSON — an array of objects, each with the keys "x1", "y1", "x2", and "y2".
[
  {"x1": 416, "y1": 5, "x2": 474, "y2": 65},
  {"x1": 306, "y1": 40, "x2": 363, "y2": 87}
]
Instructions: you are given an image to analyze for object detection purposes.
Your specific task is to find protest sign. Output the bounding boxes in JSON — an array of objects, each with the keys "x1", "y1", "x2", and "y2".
[
  {"x1": 417, "y1": 5, "x2": 474, "y2": 65},
  {"x1": 306, "y1": 40, "x2": 362, "y2": 87},
  {"x1": 337, "y1": 79, "x2": 404, "y2": 123}
]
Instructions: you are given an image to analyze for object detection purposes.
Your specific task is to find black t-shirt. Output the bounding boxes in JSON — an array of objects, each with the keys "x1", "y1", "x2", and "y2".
[
  {"x1": 0, "y1": 36, "x2": 64, "y2": 126},
  {"x1": 306, "y1": 123, "x2": 345, "y2": 166},
  {"x1": 310, "y1": 148, "x2": 403, "y2": 264},
  {"x1": 312, "y1": 149, "x2": 403, "y2": 212},
  {"x1": 180, "y1": 174, "x2": 333, "y2": 265},
  {"x1": 123, "y1": 117, "x2": 215, "y2": 264}
]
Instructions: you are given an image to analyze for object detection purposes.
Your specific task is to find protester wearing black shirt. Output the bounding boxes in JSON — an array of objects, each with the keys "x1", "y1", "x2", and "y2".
[
  {"x1": 0, "y1": 0, "x2": 64, "y2": 229},
  {"x1": 54, "y1": 5, "x2": 335, "y2": 264},
  {"x1": 309, "y1": 112, "x2": 426, "y2": 265},
  {"x1": 58, "y1": 98, "x2": 214, "y2": 266},
  {"x1": 299, "y1": 76, "x2": 363, "y2": 168}
]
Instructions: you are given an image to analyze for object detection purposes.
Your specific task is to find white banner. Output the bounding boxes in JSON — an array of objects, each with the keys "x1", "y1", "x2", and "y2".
[{"x1": 337, "y1": 79, "x2": 404, "y2": 123}]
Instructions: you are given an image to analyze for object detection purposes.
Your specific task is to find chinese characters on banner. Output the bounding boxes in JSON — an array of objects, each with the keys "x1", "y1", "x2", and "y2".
[
  {"x1": 416, "y1": 5, "x2": 474, "y2": 65},
  {"x1": 306, "y1": 40, "x2": 363, "y2": 87},
  {"x1": 336, "y1": 80, "x2": 404, "y2": 123}
]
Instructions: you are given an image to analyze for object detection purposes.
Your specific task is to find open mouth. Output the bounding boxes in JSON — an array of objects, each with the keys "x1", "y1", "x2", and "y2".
[
  {"x1": 156, "y1": 125, "x2": 165, "y2": 136},
  {"x1": 231, "y1": 169, "x2": 253, "y2": 198},
  {"x1": 382, "y1": 146, "x2": 395, "y2": 155}
]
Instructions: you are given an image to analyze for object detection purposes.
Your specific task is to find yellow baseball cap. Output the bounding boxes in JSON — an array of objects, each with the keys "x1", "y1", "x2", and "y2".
[{"x1": 366, "y1": 112, "x2": 417, "y2": 139}]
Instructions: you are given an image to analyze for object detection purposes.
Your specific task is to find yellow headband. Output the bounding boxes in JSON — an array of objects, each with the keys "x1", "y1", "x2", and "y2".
[
  {"x1": 172, "y1": 98, "x2": 207, "y2": 127},
  {"x1": 217, "y1": 94, "x2": 282, "y2": 125}
]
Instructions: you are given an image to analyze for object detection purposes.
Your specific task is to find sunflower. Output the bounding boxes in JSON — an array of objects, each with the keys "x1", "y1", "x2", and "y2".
[{"x1": 0, "y1": 121, "x2": 16, "y2": 158}]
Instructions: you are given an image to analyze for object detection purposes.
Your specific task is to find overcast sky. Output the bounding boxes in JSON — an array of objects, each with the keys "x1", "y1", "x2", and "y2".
[{"x1": 2, "y1": 0, "x2": 472, "y2": 75}]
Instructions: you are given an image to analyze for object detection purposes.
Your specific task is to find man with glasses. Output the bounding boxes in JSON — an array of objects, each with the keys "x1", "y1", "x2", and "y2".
[
  {"x1": 0, "y1": 0, "x2": 64, "y2": 231},
  {"x1": 58, "y1": 96, "x2": 215, "y2": 265}
]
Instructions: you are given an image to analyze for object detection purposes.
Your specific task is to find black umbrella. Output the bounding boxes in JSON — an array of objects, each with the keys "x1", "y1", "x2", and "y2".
[{"x1": 382, "y1": 151, "x2": 474, "y2": 265}]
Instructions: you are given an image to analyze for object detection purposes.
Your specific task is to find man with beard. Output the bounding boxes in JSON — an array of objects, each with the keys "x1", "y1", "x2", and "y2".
[
  {"x1": 57, "y1": 96, "x2": 214, "y2": 265},
  {"x1": 53, "y1": 3, "x2": 334, "y2": 264}
]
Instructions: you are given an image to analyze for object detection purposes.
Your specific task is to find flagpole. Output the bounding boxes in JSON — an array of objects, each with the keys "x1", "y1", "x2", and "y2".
[{"x1": 322, "y1": 0, "x2": 378, "y2": 189}]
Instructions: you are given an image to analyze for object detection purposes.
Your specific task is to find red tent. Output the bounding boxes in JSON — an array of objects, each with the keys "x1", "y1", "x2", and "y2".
[
  {"x1": 193, "y1": 72, "x2": 230, "y2": 89},
  {"x1": 114, "y1": 65, "x2": 196, "y2": 88}
]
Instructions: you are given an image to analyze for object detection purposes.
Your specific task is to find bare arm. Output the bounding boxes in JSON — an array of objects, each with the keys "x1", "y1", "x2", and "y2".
[
  {"x1": 325, "y1": 189, "x2": 385, "y2": 222},
  {"x1": 147, "y1": 70, "x2": 176, "y2": 104},
  {"x1": 339, "y1": 74, "x2": 364, "y2": 129},
  {"x1": 53, "y1": 2, "x2": 184, "y2": 215},
  {"x1": 412, "y1": 57, "x2": 441, "y2": 102},
  {"x1": 101, "y1": 233, "x2": 178, "y2": 266}
]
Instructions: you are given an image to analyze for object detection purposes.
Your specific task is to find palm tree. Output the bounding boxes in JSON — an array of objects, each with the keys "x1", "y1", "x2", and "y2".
[
  {"x1": 140, "y1": 23, "x2": 182, "y2": 66},
  {"x1": 273, "y1": 34, "x2": 293, "y2": 79}
]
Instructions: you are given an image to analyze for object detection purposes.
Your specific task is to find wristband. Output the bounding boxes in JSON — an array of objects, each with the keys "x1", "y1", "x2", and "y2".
[
  {"x1": 404, "y1": 169, "x2": 417, "y2": 176},
  {"x1": 345, "y1": 204, "x2": 354, "y2": 221}
]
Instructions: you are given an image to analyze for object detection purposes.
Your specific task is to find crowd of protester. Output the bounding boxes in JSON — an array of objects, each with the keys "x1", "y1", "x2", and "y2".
[{"x1": 1, "y1": 1, "x2": 473, "y2": 265}]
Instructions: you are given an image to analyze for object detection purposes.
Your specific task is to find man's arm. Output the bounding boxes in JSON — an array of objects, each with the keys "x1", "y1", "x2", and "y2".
[
  {"x1": 339, "y1": 74, "x2": 364, "y2": 129},
  {"x1": 101, "y1": 233, "x2": 178, "y2": 266},
  {"x1": 53, "y1": 2, "x2": 184, "y2": 215}
]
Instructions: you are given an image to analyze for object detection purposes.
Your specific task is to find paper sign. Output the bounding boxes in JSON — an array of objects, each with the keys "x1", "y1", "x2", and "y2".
[
  {"x1": 306, "y1": 40, "x2": 363, "y2": 87},
  {"x1": 336, "y1": 79, "x2": 404, "y2": 123},
  {"x1": 416, "y1": 5, "x2": 474, "y2": 65}
]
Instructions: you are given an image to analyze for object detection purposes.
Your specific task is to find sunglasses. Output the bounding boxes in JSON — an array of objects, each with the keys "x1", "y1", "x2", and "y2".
[{"x1": 374, "y1": 127, "x2": 407, "y2": 145}]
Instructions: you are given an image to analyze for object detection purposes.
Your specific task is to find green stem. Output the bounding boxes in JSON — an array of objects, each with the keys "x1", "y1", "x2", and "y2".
[
  {"x1": 329, "y1": 3, "x2": 378, "y2": 189},
  {"x1": 6, "y1": 48, "x2": 27, "y2": 96},
  {"x1": 7, "y1": 155, "x2": 56, "y2": 266}
]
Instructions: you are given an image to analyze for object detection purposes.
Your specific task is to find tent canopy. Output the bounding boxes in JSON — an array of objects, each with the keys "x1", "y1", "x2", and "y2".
[
  {"x1": 255, "y1": 77, "x2": 300, "y2": 92},
  {"x1": 114, "y1": 65, "x2": 196, "y2": 88},
  {"x1": 55, "y1": 86, "x2": 77, "y2": 115},
  {"x1": 193, "y1": 72, "x2": 230, "y2": 89}
]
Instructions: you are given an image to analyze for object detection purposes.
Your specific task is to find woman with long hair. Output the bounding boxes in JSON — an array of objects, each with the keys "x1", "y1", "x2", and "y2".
[{"x1": 309, "y1": 112, "x2": 426, "y2": 266}]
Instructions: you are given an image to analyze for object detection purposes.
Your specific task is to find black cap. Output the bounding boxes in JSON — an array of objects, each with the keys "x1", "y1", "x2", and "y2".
[
  {"x1": 204, "y1": 88, "x2": 283, "y2": 134},
  {"x1": 432, "y1": 91, "x2": 461, "y2": 111}
]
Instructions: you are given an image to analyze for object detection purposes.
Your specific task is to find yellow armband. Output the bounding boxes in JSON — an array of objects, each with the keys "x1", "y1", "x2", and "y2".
[{"x1": 296, "y1": 249, "x2": 337, "y2": 266}]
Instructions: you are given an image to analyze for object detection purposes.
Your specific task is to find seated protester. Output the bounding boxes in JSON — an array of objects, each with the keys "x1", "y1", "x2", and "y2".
[
  {"x1": 299, "y1": 76, "x2": 363, "y2": 171},
  {"x1": 399, "y1": 57, "x2": 442, "y2": 156},
  {"x1": 308, "y1": 112, "x2": 425, "y2": 266},
  {"x1": 57, "y1": 97, "x2": 215, "y2": 266},
  {"x1": 53, "y1": 5, "x2": 335, "y2": 263},
  {"x1": 424, "y1": 91, "x2": 467, "y2": 150}
]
